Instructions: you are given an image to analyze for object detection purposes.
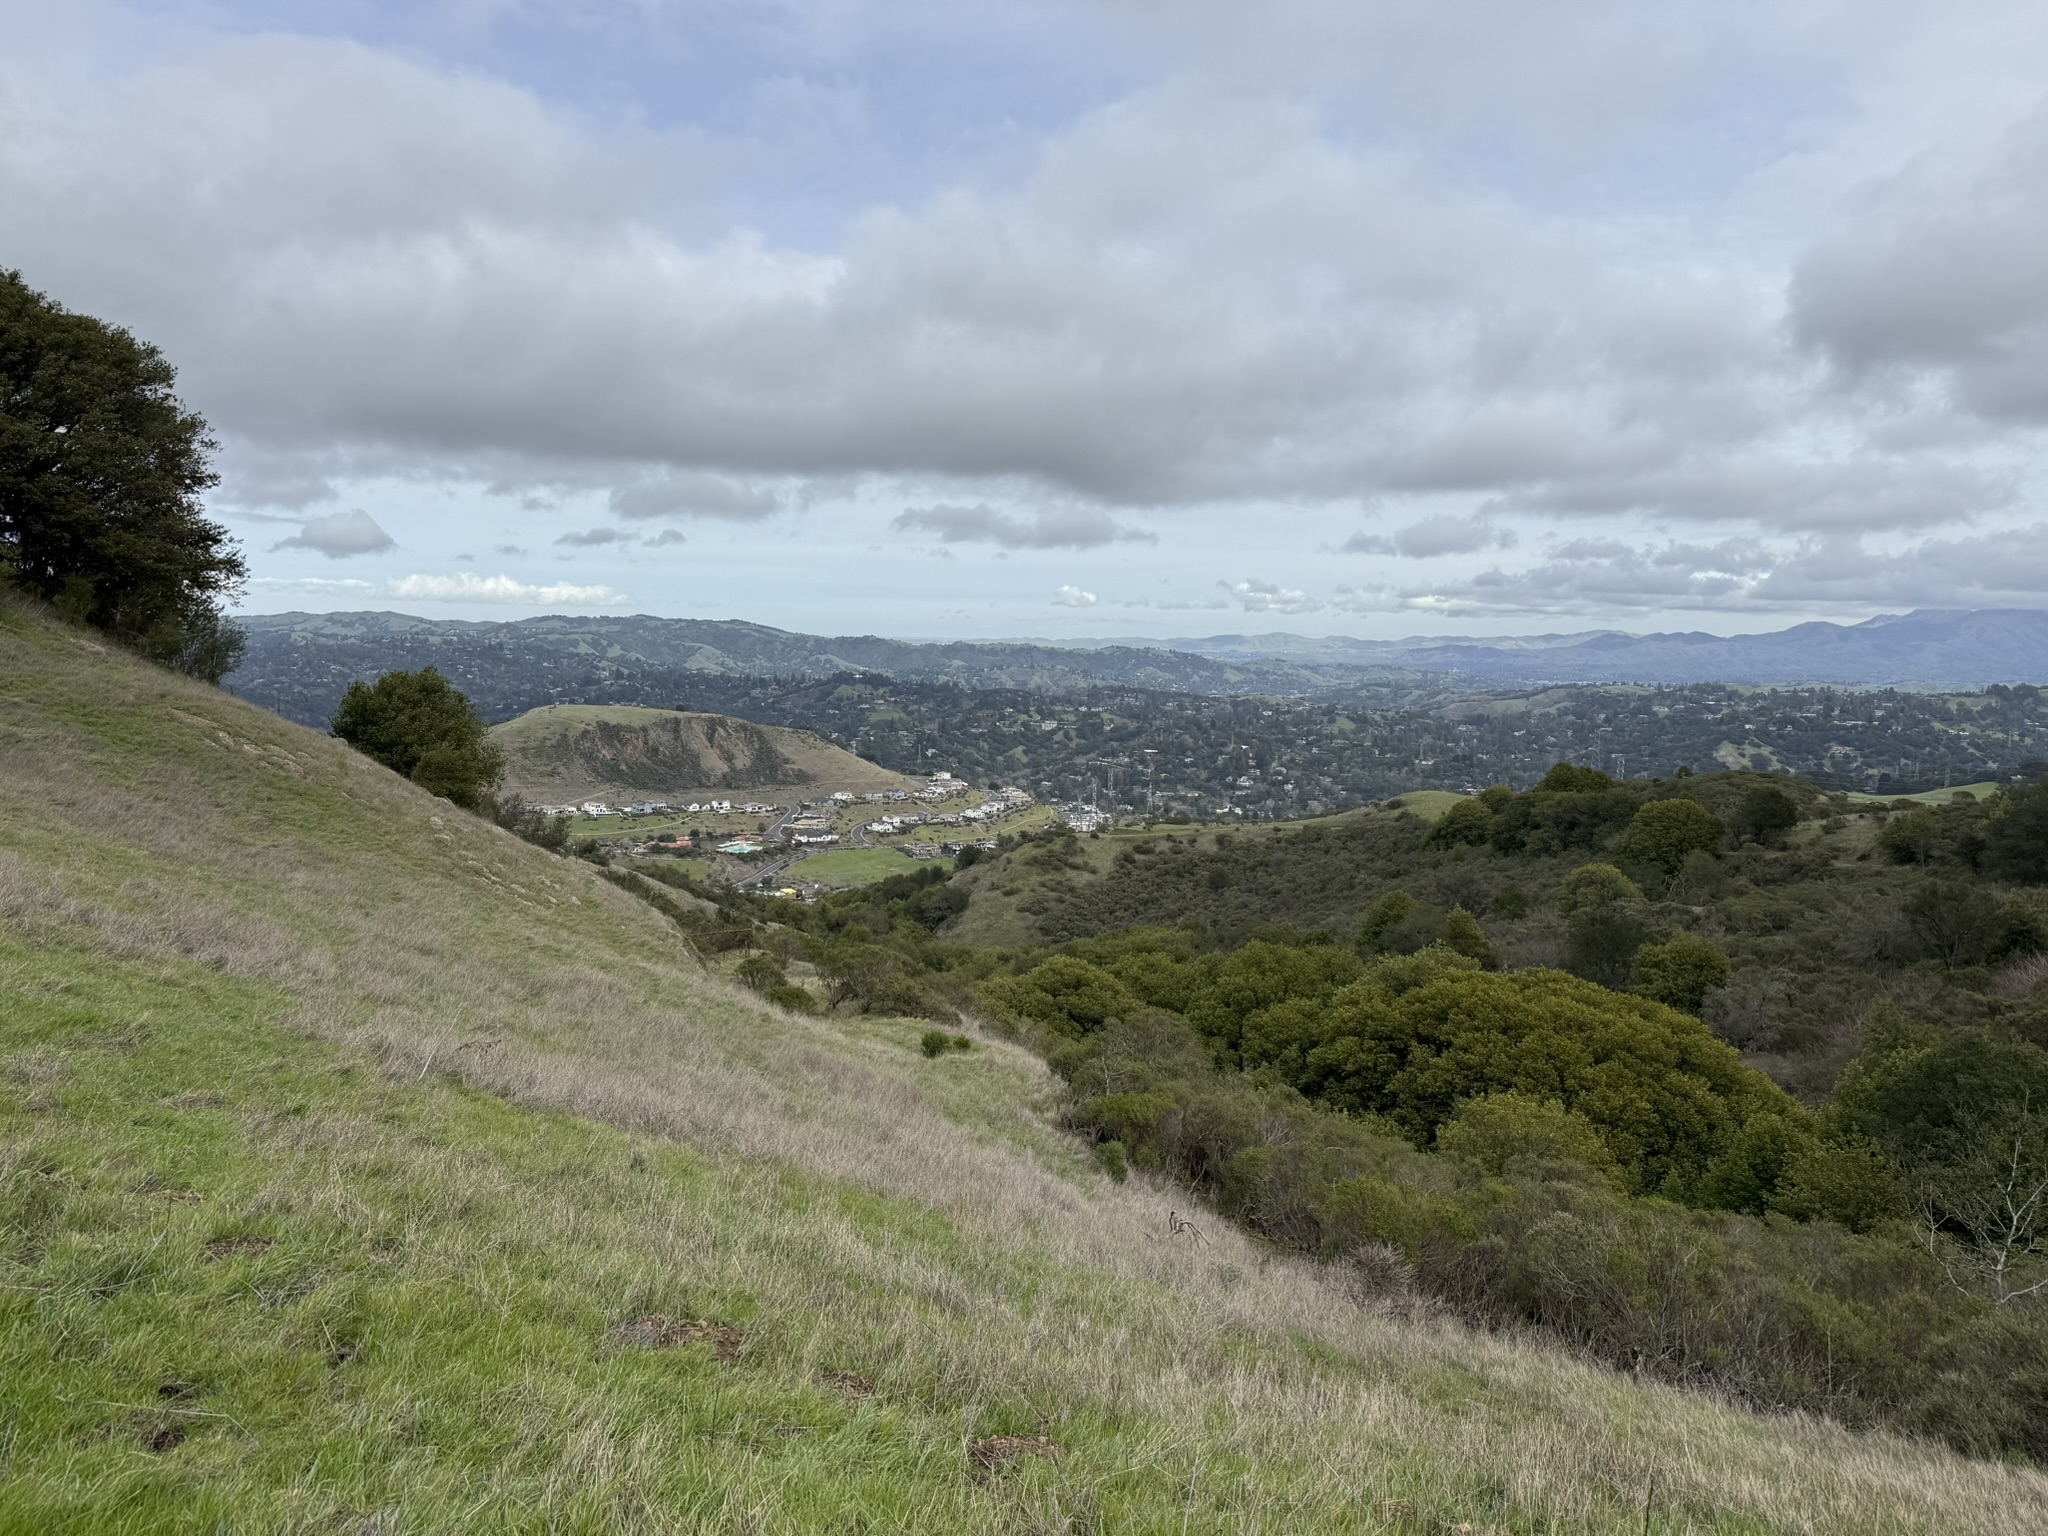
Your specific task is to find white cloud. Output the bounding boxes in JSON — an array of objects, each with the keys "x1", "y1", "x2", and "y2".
[
  {"x1": 269, "y1": 509, "x2": 395, "y2": 558},
  {"x1": 1225, "y1": 578, "x2": 1317, "y2": 614},
  {"x1": 388, "y1": 573, "x2": 629, "y2": 605},
  {"x1": 1054, "y1": 584, "x2": 1098, "y2": 607}
]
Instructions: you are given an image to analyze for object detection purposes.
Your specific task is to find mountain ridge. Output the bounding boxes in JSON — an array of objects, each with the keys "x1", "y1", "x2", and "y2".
[{"x1": 228, "y1": 609, "x2": 2048, "y2": 724}]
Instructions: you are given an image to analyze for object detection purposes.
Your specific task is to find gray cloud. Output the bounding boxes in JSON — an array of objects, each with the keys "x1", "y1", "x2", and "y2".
[
  {"x1": 0, "y1": 21, "x2": 1911, "y2": 530},
  {"x1": 1342, "y1": 512, "x2": 1515, "y2": 558},
  {"x1": 642, "y1": 528, "x2": 689, "y2": 547},
  {"x1": 1794, "y1": 107, "x2": 2048, "y2": 424},
  {"x1": 893, "y1": 504, "x2": 1152, "y2": 549},
  {"x1": 1339, "y1": 525, "x2": 2048, "y2": 617},
  {"x1": 7, "y1": 0, "x2": 2046, "y2": 616},
  {"x1": 554, "y1": 526, "x2": 626, "y2": 546},
  {"x1": 270, "y1": 509, "x2": 395, "y2": 558},
  {"x1": 610, "y1": 472, "x2": 780, "y2": 523}
]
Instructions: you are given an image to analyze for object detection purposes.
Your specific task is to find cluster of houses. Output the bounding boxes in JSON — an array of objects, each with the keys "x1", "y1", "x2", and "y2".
[
  {"x1": 1056, "y1": 802, "x2": 1112, "y2": 833},
  {"x1": 538, "y1": 798, "x2": 781, "y2": 819}
]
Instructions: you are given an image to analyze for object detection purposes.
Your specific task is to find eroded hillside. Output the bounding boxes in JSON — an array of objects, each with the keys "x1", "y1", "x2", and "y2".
[{"x1": 491, "y1": 703, "x2": 916, "y2": 802}]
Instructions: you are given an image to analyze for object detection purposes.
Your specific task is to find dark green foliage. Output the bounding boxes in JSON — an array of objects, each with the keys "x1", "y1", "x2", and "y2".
[
  {"x1": 1046, "y1": 1001, "x2": 2048, "y2": 1457},
  {"x1": 1434, "y1": 1093, "x2": 1621, "y2": 1187},
  {"x1": 1092, "y1": 1139, "x2": 1129, "y2": 1181},
  {"x1": 1, "y1": 270, "x2": 245, "y2": 680},
  {"x1": 766, "y1": 983, "x2": 818, "y2": 1014},
  {"x1": 1733, "y1": 784, "x2": 1801, "y2": 845},
  {"x1": 1902, "y1": 878, "x2": 2007, "y2": 966},
  {"x1": 1426, "y1": 795, "x2": 1496, "y2": 847},
  {"x1": 1615, "y1": 796, "x2": 1724, "y2": 875},
  {"x1": 1879, "y1": 807, "x2": 1943, "y2": 864},
  {"x1": 331, "y1": 668, "x2": 504, "y2": 809},
  {"x1": 1536, "y1": 762, "x2": 1614, "y2": 793},
  {"x1": 1556, "y1": 863, "x2": 1651, "y2": 988},
  {"x1": 980, "y1": 956, "x2": 1142, "y2": 1037},
  {"x1": 1357, "y1": 890, "x2": 1417, "y2": 952},
  {"x1": 1630, "y1": 932, "x2": 1729, "y2": 1014},
  {"x1": 1442, "y1": 906, "x2": 1493, "y2": 966},
  {"x1": 734, "y1": 953, "x2": 786, "y2": 993},
  {"x1": 918, "y1": 1028, "x2": 975, "y2": 1057},
  {"x1": 1986, "y1": 779, "x2": 2048, "y2": 884},
  {"x1": 483, "y1": 794, "x2": 571, "y2": 853}
]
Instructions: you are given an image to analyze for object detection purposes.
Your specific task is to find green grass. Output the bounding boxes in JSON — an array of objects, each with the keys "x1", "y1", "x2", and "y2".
[
  {"x1": 795, "y1": 847, "x2": 952, "y2": 888},
  {"x1": 5, "y1": 597, "x2": 2047, "y2": 1533},
  {"x1": 1844, "y1": 781, "x2": 2003, "y2": 805},
  {"x1": 1382, "y1": 789, "x2": 1465, "y2": 822}
]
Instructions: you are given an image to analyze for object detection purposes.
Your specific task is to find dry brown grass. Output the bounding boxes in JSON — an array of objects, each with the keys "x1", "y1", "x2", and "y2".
[{"x1": 6, "y1": 598, "x2": 2048, "y2": 1533}]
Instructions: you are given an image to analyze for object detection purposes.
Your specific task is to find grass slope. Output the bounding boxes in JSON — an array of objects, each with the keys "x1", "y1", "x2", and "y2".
[
  {"x1": 795, "y1": 847, "x2": 954, "y2": 889},
  {"x1": 491, "y1": 703, "x2": 916, "y2": 803},
  {"x1": 4, "y1": 602, "x2": 2045, "y2": 1533}
]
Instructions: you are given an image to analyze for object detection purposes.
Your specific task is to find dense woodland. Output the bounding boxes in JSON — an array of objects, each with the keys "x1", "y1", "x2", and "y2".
[{"x1": 610, "y1": 764, "x2": 2048, "y2": 1459}]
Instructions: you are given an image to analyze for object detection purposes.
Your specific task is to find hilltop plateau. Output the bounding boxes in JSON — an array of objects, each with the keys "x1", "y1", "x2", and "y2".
[
  {"x1": 489, "y1": 703, "x2": 915, "y2": 804},
  {"x1": 6, "y1": 603, "x2": 2043, "y2": 1530}
]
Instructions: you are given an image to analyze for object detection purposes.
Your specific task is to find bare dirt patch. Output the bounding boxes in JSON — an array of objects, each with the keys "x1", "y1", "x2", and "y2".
[
  {"x1": 204, "y1": 1235, "x2": 274, "y2": 1261},
  {"x1": 609, "y1": 1315, "x2": 744, "y2": 1362},
  {"x1": 968, "y1": 1435, "x2": 1059, "y2": 1471}
]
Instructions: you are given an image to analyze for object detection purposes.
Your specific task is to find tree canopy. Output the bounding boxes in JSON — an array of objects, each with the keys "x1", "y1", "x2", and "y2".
[
  {"x1": 1, "y1": 271, "x2": 244, "y2": 680},
  {"x1": 331, "y1": 668, "x2": 504, "y2": 809}
]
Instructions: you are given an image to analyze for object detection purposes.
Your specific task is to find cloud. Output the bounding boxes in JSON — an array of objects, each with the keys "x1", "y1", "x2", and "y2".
[
  {"x1": 1225, "y1": 578, "x2": 1317, "y2": 614},
  {"x1": 1054, "y1": 584, "x2": 1098, "y2": 607},
  {"x1": 0, "y1": 15, "x2": 1972, "y2": 540},
  {"x1": 494, "y1": 543, "x2": 529, "y2": 555},
  {"x1": 609, "y1": 471, "x2": 781, "y2": 522},
  {"x1": 1340, "y1": 525, "x2": 2048, "y2": 616},
  {"x1": 269, "y1": 509, "x2": 395, "y2": 558},
  {"x1": 1794, "y1": 106, "x2": 2048, "y2": 425},
  {"x1": 554, "y1": 526, "x2": 626, "y2": 546},
  {"x1": 1341, "y1": 512, "x2": 1515, "y2": 558},
  {"x1": 893, "y1": 504, "x2": 1152, "y2": 549},
  {"x1": 642, "y1": 529, "x2": 689, "y2": 547},
  {"x1": 388, "y1": 573, "x2": 629, "y2": 605}
]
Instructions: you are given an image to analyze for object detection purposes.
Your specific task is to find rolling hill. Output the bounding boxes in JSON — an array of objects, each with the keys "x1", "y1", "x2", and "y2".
[
  {"x1": 489, "y1": 704, "x2": 916, "y2": 804},
  {"x1": 5, "y1": 596, "x2": 2045, "y2": 1532}
]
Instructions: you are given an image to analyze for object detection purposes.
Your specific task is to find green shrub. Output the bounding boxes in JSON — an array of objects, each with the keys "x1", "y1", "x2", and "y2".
[
  {"x1": 919, "y1": 1029, "x2": 952, "y2": 1058},
  {"x1": 1093, "y1": 1140, "x2": 1130, "y2": 1182},
  {"x1": 1443, "y1": 906, "x2": 1494, "y2": 966},
  {"x1": 1616, "y1": 797, "x2": 1725, "y2": 875},
  {"x1": 734, "y1": 953, "x2": 786, "y2": 993},
  {"x1": 1299, "y1": 968, "x2": 1787, "y2": 1194},
  {"x1": 766, "y1": 983, "x2": 818, "y2": 1014},
  {"x1": 1630, "y1": 932, "x2": 1729, "y2": 1013},
  {"x1": 1556, "y1": 863, "x2": 1642, "y2": 917},
  {"x1": 332, "y1": 667, "x2": 505, "y2": 810},
  {"x1": 1437, "y1": 1093, "x2": 1623, "y2": 1188}
]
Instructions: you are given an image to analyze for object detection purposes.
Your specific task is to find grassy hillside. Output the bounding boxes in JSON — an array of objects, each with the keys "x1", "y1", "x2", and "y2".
[
  {"x1": 491, "y1": 703, "x2": 916, "y2": 803},
  {"x1": 5, "y1": 604, "x2": 2046, "y2": 1532}
]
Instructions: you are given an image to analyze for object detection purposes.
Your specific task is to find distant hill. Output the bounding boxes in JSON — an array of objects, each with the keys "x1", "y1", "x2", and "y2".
[
  {"x1": 1154, "y1": 609, "x2": 2048, "y2": 687},
  {"x1": 227, "y1": 610, "x2": 2048, "y2": 734},
  {"x1": 227, "y1": 611, "x2": 1388, "y2": 728},
  {"x1": 490, "y1": 704, "x2": 914, "y2": 803}
]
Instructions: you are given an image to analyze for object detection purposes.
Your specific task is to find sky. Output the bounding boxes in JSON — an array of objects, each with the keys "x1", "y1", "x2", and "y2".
[{"x1": 7, "y1": 1, "x2": 2048, "y2": 640}]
